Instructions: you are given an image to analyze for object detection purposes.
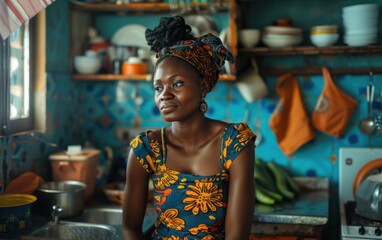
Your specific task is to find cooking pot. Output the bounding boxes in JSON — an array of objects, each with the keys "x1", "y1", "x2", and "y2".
[
  {"x1": 355, "y1": 171, "x2": 382, "y2": 221},
  {"x1": 0, "y1": 194, "x2": 37, "y2": 238},
  {"x1": 36, "y1": 181, "x2": 86, "y2": 218}
]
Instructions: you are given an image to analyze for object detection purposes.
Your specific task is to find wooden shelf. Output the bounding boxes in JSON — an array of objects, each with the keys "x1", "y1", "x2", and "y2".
[
  {"x1": 239, "y1": 45, "x2": 382, "y2": 56},
  {"x1": 258, "y1": 67, "x2": 382, "y2": 76},
  {"x1": 72, "y1": 73, "x2": 236, "y2": 81},
  {"x1": 69, "y1": 0, "x2": 229, "y2": 13}
]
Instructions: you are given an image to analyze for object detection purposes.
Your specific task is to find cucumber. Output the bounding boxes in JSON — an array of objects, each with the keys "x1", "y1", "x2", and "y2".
[
  {"x1": 255, "y1": 158, "x2": 278, "y2": 192},
  {"x1": 266, "y1": 161, "x2": 295, "y2": 200},
  {"x1": 255, "y1": 187, "x2": 275, "y2": 205},
  {"x1": 278, "y1": 165, "x2": 300, "y2": 194},
  {"x1": 255, "y1": 180, "x2": 283, "y2": 202}
]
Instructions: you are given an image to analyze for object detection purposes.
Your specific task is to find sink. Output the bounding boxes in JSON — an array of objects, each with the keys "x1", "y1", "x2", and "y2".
[
  {"x1": 23, "y1": 206, "x2": 156, "y2": 239},
  {"x1": 70, "y1": 207, "x2": 156, "y2": 233},
  {"x1": 71, "y1": 208, "x2": 123, "y2": 225},
  {"x1": 20, "y1": 221, "x2": 118, "y2": 240}
]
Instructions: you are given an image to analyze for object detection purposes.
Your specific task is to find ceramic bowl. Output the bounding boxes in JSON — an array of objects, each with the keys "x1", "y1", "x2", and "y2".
[
  {"x1": 344, "y1": 33, "x2": 378, "y2": 46},
  {"x1": 262, "y1": 35, "x2": 302, "y2": 48},
  {"x1": 264, "y1": 26, "x2": 303, "y2": 35},
  {"x1": 0, "y1": 194, "x2": 37, "y2": 238},
  {"x1": 74, "y1": 55, "x2": 102, "y2": 74},
  {"x1": 310, "y1": 33, "x2": 339, "y2": 47},
  {"x1": 311, "y1": 25, "x2": 338, "y2": 34},
  {"x1": 239, "y1": 29, "x2": 261, "y2": 48}
]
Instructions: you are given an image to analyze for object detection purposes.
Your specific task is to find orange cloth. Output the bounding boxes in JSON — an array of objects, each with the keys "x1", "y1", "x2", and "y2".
[
  {"x1": 269, "y1": 73, "x2": 315, "y2": 156},
  {"x1": 311, "y1": 68, "x2": 358, "y2": 137},
  {"x1": 5, "y1": 172, "x2": 44, "y2": 194}
]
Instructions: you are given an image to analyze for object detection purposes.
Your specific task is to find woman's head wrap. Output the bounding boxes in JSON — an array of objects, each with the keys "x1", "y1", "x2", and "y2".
[{"x1": 145, "y1": 16, "x2": 235, "y2": 93}]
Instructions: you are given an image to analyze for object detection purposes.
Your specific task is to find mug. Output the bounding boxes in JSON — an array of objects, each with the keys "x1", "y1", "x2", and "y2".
[{"x1": 236, "y1": 57, "x2": 268, "y2": 102}]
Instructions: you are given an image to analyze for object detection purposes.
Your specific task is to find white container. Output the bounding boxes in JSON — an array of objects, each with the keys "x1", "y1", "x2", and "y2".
[
  {"x1": 49, "y1": 150, "x2": 100, "y2": 200},
  {"x1": 310, "y1": 33, "x2": 339, "y2": 47}
]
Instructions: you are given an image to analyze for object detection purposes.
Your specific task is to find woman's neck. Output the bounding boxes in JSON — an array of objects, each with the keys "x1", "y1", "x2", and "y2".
[{"x1": 167, "y1": 117, "x2": 215, "y2": 148}]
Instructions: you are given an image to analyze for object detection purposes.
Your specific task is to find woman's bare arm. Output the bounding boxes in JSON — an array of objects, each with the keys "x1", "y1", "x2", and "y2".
[
  {"x1": 225, "y1": 142, "x2": 255, "y2": 239},
  {"x1": 122, "y1": 149, "x2": 150, "y2": 240}
]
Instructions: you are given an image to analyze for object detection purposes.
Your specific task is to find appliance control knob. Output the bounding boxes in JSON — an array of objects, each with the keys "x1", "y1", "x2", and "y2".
[
  {"x1": 375, "y1": 227, "x2": 382, "y2": 236},
  {"x1": 359, "y1": 226, "x2": 366, "y2": 235}
]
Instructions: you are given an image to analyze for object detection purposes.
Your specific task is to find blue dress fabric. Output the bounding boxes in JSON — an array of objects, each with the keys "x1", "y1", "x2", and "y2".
[{"x1": 129, "y1": 122, "x2": 255, "y2": 240}]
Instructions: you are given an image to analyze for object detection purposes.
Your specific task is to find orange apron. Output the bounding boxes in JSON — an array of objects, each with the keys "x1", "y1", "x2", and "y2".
[
  {"x1": 311, "y1": 68, "x2": 358, "y2": 137},
  {"x1": 269, "y1": 73, "x2": 315, "y2": 156}
]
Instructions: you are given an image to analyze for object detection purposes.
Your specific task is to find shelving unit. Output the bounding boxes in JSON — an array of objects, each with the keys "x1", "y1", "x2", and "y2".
[
  {"x1": 69, "y1": 0, "x2": 238, "y2": 81},
  {"x1": 70, "y1": 0, "x2": 229, "y2": 13},
  {"x1": 239, "y1": 45, "x2": 382, "y2": 56},
  {"x1": 72, "y1": 73, "x2": 236, "y2": 81},
  {"x1": 239, "y1": 45, "x2": 382, "y2": 76}
]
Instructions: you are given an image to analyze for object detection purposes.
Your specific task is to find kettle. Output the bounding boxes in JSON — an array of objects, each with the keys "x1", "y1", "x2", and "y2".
[{"x1": 355, "y1": 172, "x2": 382, "y2": 221}]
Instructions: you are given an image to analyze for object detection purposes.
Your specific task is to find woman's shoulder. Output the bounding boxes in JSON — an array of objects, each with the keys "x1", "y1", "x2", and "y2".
[
  {"x1": 130, "y1": 128, "x2": 162, "y2": 147},
  {"x1": 224, "y1": 122, "x2": 253, "y2": 134}
]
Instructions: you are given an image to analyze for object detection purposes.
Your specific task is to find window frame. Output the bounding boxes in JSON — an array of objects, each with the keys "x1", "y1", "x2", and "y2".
[{"x1": 1, "y1": 19, "x2": 36, "y2": 136}]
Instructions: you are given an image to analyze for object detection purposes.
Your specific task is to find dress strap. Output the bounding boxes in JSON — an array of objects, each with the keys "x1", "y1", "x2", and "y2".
[{"x1": 161, "y1": 127, "x2": 166, "y2": 163}]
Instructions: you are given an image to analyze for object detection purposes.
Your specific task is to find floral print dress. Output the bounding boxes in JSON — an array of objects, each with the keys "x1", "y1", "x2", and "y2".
[{"x1": 129, "y1": 122, "x2": 255, "y2": 240}]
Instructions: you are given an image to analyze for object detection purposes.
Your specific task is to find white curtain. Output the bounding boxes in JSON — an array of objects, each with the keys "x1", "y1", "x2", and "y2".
[{"x1": 0, "y1": 0, "x2": 55, "y2": 40}]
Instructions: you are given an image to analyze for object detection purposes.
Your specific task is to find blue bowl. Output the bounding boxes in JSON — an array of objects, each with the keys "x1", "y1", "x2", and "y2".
[{"x1": 0, "y1": 194, "x2": 37, "y2": 238}]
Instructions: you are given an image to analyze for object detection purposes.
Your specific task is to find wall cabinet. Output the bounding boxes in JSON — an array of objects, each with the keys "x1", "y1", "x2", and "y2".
[{"x1": 69, "y1": 0, "x2": 238, "y2": 81}]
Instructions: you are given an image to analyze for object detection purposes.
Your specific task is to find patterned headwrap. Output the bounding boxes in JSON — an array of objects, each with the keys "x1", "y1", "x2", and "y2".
[{"x1": 156, "y1": 33, "x2": 235, "y2": 93}]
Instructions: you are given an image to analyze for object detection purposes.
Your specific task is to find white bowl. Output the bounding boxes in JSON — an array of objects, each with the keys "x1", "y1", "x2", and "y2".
[
  {"x1": 344, "y1": 34, "x2": 378, "y2": 46},
  {"x1": 262, "y1": 35, "x2": 302, "y2": 48},
  {"x1": 311, "y1": 25, "x2": 338, "y2": 34},
  {"x1": 343, "y1": 4, "x2": 379, "y2": 15},
  {"x1": 239, "y1": 29, "x2": 261, "y2": 48},
  {"x1": 264, "y1": 26, "x2": 303, "y2": 35},
  {"x1": 74, "y1": 56, "x2": 102, "y2": 74},
  {"x1": 310, "y1": 33, "x2": 339, "y2": 47}
]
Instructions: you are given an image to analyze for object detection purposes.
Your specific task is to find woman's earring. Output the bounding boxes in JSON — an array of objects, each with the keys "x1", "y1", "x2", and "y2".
[{"x1": 199, "y1": 100, "x2": 208, "y2": 113}]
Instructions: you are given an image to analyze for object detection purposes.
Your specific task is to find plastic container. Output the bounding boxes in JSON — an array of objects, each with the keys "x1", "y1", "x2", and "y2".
[{"x1": 49, "y1": 150, "x2": 100, "y2": 200}]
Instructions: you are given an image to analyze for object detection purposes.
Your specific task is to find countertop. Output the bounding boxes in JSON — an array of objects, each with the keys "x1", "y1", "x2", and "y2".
[{"x1": 252, "y1": 177, "x2": 329, "y2": 236}]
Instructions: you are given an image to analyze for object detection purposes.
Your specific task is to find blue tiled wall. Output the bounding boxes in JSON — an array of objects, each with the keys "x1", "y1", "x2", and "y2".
[{"x1": 1, "y1": 1, "x2": 382, "y2": 238}]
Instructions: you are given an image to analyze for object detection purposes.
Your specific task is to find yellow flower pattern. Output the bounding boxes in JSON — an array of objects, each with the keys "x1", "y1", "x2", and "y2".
[
  {"x1": 183, "y1": 180, "x2": 223, "y2": 215},
  {"x1": 156, "y1": 168, "x2": 179, "y2": 190},
  {"x1": 129, "y1": 123, "x2": 255, "y2": 239},
  {"x1": 160, "y1": 209, "x2": 185, "y2": 230}
]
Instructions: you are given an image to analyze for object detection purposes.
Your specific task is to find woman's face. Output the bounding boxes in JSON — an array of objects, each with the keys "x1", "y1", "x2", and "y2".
[{"x1": 153, "y1": 58, "x2": 204, "y2": 122}]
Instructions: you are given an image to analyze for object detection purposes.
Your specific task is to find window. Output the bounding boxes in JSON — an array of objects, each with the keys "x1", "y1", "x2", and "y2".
[
  {"x1": 1, "y1": 20, "x2": 34, "y2": 135},
  {"x1": 1, "y1": 12, "x2": 46, "y2": 136}
]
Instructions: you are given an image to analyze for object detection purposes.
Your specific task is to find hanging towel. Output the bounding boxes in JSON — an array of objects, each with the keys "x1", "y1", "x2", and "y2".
[
  {"x1": 5, "y1": 172, "x2": 44, "y2": 194},
  {"x1": 311, "y1": 67, "x2": 358, "y2": 137},
  {"x1": 269, "y1": 73, "x2": 315, "y2": 156},
  {"x1": 0, "y1": 0, "x2": 55, "y2": 40}
]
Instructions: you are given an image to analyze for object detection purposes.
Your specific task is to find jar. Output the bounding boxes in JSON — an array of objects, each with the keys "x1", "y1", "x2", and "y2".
[{"x1": 122, "y1": 57, "x2": 148, "y2": 75}]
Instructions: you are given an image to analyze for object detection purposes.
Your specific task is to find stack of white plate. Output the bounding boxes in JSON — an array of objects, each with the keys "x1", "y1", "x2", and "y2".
[{"x1": 342, "y1": 3, "x2": 379, "y2": 46}]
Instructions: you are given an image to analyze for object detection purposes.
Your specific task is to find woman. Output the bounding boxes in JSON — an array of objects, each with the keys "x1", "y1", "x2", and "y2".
[{"x1": 122, "y1": 15, "x2": 256, "y2": 240}]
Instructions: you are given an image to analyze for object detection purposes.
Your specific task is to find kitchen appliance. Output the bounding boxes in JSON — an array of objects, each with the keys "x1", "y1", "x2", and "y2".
[{"x1": 339, "y1": 147, "x2": 382, "y2": 239}]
